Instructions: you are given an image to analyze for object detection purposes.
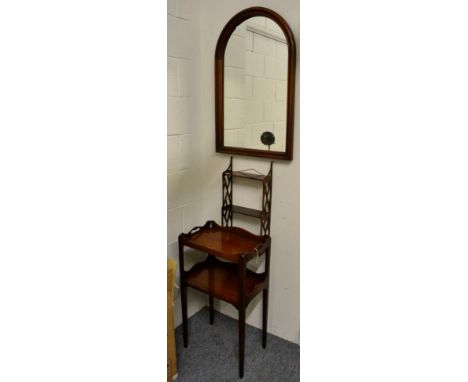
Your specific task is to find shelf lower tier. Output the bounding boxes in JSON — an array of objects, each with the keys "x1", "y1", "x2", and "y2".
[
  {"x1": 229, "y1": 205, "x2": 265, "y2": 219},
  {"x1": 184, "y1": 259, "x2": 267, "y2": 307}
]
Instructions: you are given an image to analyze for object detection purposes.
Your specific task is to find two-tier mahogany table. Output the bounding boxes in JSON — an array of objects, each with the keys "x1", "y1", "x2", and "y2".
[{"x1": 178, "y1": 220, "x2": 271, "y2": 378}]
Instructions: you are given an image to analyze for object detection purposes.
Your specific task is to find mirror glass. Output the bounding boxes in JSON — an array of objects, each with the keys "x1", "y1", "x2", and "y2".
[{"x1": 223, "y1": 17, "x2": 288, "y2": 152}]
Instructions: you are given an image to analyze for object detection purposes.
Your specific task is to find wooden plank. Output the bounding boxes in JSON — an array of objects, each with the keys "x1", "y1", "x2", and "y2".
[{"x1": 167, "y1": 259, "x2": 177, "y2": 381}]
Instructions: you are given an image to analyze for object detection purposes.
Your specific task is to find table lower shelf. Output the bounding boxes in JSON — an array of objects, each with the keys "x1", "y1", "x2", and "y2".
[{"x1": 184, "y1": 258, "x2": 267, "y2": 308}]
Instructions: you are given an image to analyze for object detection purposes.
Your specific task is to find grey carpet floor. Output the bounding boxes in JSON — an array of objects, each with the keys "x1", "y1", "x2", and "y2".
[{"x1": 174, "y1": 308, "x2": 300, "y2": 382}]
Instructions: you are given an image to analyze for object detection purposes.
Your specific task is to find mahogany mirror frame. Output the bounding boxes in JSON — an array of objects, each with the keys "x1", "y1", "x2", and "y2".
[{"x1": 215, "y1": 7, "x2": 297, "y2": 161}]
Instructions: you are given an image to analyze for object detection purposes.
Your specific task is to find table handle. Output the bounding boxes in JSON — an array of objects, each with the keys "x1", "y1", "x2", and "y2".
[{"x1": 187, "y1": 225, "x2": 203, "y2": 236}]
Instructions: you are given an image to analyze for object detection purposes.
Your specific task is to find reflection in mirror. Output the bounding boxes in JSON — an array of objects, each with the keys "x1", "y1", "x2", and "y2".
[{"x1": 224, "y1": 17, "x2": 288, "y2": 152}]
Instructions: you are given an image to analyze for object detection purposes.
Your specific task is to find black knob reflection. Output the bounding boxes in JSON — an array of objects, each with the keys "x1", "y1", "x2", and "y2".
[{"x1": 260, "y1": 131, "x2": 275, "y2": 148}]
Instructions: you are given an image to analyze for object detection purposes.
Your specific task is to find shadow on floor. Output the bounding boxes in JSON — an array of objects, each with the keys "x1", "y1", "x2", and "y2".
[{"x1": 174, "y1": 308, "x2": 300, "y2": 382}]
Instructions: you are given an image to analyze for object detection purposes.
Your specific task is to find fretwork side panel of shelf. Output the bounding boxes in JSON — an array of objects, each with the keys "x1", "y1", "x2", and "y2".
[{"x1": 221, "y1": 157, "x2": 273, "y2": 236}]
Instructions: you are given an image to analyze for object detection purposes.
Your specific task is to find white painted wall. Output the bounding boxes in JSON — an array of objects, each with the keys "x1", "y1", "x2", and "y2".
[
  {"x1": 167, "y1": 0, "x2": 207, "y2": 327},
  {"x1": 168, "y1": 0, "x2": 300, "y2": 344}
]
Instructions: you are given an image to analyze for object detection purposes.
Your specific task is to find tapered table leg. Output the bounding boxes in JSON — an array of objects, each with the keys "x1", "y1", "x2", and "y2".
[
  {"x1": 238, "y1": 256, "x2": 246, "y2": 378},
  {"x1": 263, "y1": 245, "x2": 271, "y2": 349},
  {"x1": 262, "y1": 288, "x2": 269, "y2": 348},
  {"x1": 181, "y1": 285, "x2": 188, "y2": 347},
  {"x1": 239, "y1": 304, "x2": 245, "y2": 378},
  {"x1": 209, "y1": 295, "x2": 214, "y2": 325},
  {"x1": 207, "y1": 255, "x2": 215, "y2": 325}
]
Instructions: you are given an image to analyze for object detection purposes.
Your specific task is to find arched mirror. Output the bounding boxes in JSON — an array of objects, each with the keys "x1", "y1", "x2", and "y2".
[{"x1": 215, "y1": 7, "x2": 296, "y2": 160}]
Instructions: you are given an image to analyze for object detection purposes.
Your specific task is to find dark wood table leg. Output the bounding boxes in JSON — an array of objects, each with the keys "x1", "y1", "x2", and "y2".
[
  {"x1": 238, "y1": 256, "x2": 246, "y2": 378},
  {"x1": 207, "y1": 255, "x2": 215, "y2": 325},
  {"x1": 178, "y1": 237, "x2": 188, "y2": 347},
  {"x1": 181, "y1": 285, "x2": 188, "y2": 347},
  {"x1": 263, "y1": 244, "x2": 271, "y2": 348},
  {"x1": 209, "y1": 295, "x2": 214, "y2": 325},
  {"x1": 262, "y1": 288, "x2": 269, "y2": 348}
]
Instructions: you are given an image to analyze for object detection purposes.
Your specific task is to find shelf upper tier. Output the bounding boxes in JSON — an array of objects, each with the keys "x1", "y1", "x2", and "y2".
[{"x1": 230, "y1": 170, "x2": 266, "y2": 181}]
